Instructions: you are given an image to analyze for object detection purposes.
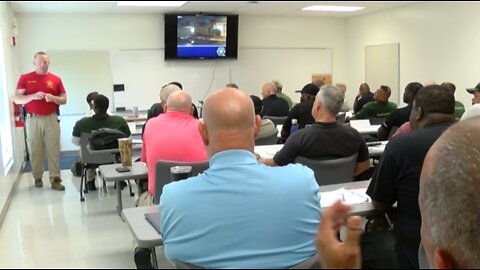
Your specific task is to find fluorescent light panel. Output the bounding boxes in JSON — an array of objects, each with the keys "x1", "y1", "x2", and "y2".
[
  {"x1": 303, "y1": 5, "x2": 364, "y2": 12},
  {"x1": 116, "y1": 1, "x2": 187, "y2": 7}
]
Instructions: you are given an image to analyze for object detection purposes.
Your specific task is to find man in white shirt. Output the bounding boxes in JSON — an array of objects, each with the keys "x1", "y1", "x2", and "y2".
[{"x1": 461, "y1": 82, "x2": 480, "y2": 121}]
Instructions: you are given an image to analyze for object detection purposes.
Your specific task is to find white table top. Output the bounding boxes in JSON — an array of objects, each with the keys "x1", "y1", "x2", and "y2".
[
  {"x1": 254, "y1": 142, "x2": 387, "y2": 159},
  {"x1": 98, "y1": 162, "x2": 148, "y2": 182},
  {"x1": 122, "y1": 205, "x2": 163, "y2": 248}
]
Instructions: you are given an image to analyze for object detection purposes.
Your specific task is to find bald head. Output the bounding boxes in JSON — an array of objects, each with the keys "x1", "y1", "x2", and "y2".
[
  {"x1": 261, "y1": 82, "x2": 278, "y2": 98},
  {"x1": 166, "y1": 91, "x2": 193, "y2": 114},
  {"x1": 200, "y1": 87, "x2": 260, "y2": 156},
  {"x1": 203, "y1": 88, "x2": 255, "y2": 131},
  {"x1": 420, "y1": 118, "x2": 480, "y2": 268}
]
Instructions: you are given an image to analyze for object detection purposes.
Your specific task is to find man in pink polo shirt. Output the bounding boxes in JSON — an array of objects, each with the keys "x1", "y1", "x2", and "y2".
[
  {"x1": 138, "y1": 90, "x2": 208, "y2": 206},
  {"x1": 135, "y1": 89, "x2": 207, "y2": 268}
]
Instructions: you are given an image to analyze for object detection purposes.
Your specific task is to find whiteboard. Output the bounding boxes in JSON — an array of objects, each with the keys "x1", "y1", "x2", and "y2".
[
  {"x1": 110, "y1": 48, "x2": 332, "y2": 110},
  {"x1": 365, "y1": 43, "x2": 400, "y2": 105},
  {"x1": 48, "y1": 51, "x2": 112, "y2": 115}
]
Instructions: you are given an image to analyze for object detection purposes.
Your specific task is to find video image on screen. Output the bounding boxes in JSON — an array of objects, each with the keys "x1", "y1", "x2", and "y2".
[{"x1": 177, "y1": 15, "x2": 228, "y2": 58}]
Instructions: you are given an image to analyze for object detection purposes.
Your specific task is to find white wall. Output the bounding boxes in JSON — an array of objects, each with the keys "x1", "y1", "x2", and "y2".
[
  {"x1": 0, "y1": 2, "x2": 26, "y2": 223},
  {"x1": 15, "y1": 13, "x2": 348, "y2": 151},
  {"x1": 346, "y1": 2, "x2": 480, "y2": 107}
]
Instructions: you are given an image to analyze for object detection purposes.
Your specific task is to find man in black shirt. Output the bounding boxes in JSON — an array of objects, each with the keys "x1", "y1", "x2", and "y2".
[
  {"x1": 353, "y1": 83, "x2": 374, "y2": 113},
  {"x1": 377, "y1": 82, "x2": 423, "y2": 140},
  {"x1": 366, "y1": 84, "x2": 455, "y2": 268},
  {"x1": 280, "y1": 83, "x2": 319, "y2": 141},
  {"x1": 260, "y1": 82, "x2": 289, "y2": 117},
  {"x1": 260, "y1": 85, "x2": 370, "y2": 178}
]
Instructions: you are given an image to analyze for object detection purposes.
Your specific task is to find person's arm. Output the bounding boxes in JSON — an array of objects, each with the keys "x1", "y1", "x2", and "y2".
[
  {"x1": 14, "y1": 88, "x2": 46, "y2": 105},
  {"x1": 366, "y1": 145, "x2": 398, "y2": 210},
  {"x1": 377, "y1": 125, "x2": 389, "y2": 141},
  {"x1": 316, "y1": 200, "x2": 362, "y2": 269},
  {"x1": 71, "y1": 136, "x2": 80, "y2": 146},
  {"x1": 45, "y1": 92, "x2": 66, "y2": 105},
  {"x1": 354, "y1": 159, "x2": 370, "y2": 176}
]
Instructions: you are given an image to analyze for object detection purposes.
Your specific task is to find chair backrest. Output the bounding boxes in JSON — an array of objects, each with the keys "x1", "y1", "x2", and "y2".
[
  {"x1": 79, "y1": 132, "x2": 115, "y2": 165},
  {"x1": 255, "y1": 132, "x2": 278, "y2": 145},
  {"x1": 336, "y1": 112, "x2": 346, "y2": 124},
  {"x1": 295, "y1": 154, "x2": 358, "y2": 186},
  {"x1": 263, "y1": 115, "x2": 287, "y2": 125},
  {"x1": 154, "y1": 160, "x2": 209, "y2": 204}
]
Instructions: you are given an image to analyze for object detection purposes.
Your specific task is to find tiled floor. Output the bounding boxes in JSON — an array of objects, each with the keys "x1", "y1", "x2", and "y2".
[{"x1": 0, "y1": 170, "x2": 172, "y2": 268}]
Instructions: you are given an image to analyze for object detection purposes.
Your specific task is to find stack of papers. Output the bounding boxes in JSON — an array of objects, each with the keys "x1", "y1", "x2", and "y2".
[{"x1": 320, "y1": 187, "x2": 370, "y2": 208}]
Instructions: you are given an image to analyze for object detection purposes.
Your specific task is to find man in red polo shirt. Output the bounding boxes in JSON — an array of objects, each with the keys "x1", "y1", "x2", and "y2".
[{"x1": 14, "y1": 51, "x2": 67, "y2": 191}]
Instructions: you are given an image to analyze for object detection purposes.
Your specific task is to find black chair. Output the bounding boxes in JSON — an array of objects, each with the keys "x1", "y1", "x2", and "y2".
[
  {"x1": 263, "y1": 115, "x2": 287, "y2": 125},
  {"x1": 295, "y1": 154, "x2": 358, "y2": 186},
  {"x1": 336, "y1": 112, "x2": 346, "y2": 124},
  {"x1": 153, "y1": 160, "x2": 209, "y2": 204},
  {"x1": 79, "y1": 132, "x2": 135, "y2": 201},
  {"x1": 255, "y1": 132, "x2": 278, "y2": 145}
]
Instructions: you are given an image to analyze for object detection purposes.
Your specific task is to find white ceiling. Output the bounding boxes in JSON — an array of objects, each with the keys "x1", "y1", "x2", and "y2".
[{"x1": 9, "y1": 1, "x2": 421, "y2": 18}]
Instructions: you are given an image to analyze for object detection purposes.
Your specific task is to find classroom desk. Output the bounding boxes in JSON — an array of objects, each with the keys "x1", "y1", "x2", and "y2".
[
  {"x1": 354, "y1": 124, "x2": 381, "y2": 135},
  {"x1": 122, "y1": 205, "x2": 162, "y2": 268},
  {"x1": 98, "y1": 162, "x2": 148, "y2": 216},
  {"x1": 121, "y1": 179, "x2": 374, "y2": 261},
  {"x1": 320, "y1": 180, "x2": 374, "y2": 217},
  {"x1": 367, "y1": 141, "x2": 388, "y2": 158},
  {"x1": 254, "y1": 143, "x2": 387, "y2": 159}
]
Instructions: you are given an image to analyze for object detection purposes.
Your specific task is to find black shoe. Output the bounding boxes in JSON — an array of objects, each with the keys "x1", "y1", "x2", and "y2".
[
  {"x1": 86, "y1": 181, "x2": 97, "y2": 191},
  {"x1": 134, "y1": 247, "x2": 153, "y2": 269},
  {"x1": 120, "y1": 180, "x2": 127, "y2": 190}
]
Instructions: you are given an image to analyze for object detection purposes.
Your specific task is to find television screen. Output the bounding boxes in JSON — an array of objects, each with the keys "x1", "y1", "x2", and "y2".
[{"x1": 164, "y1": 13, "x2": 238, "y2": 60}]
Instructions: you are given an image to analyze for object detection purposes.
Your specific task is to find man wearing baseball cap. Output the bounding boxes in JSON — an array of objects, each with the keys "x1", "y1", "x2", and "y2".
[
  {"x1": 280, "y1": 83, "x2": 319, "y2": 140},
  {"x1": 461, "y1": 82, "x2": 480, "y2": 120}
]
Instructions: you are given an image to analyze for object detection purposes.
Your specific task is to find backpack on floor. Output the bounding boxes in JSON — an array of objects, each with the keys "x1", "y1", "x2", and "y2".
[{"x1": 70, "y1": 160, "x2": 82, "y2": 176}]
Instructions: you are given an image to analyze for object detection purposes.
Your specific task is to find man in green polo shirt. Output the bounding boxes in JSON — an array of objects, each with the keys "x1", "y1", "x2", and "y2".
[
  {"x1": 352, "y1": 85, "x2": 397, "y2": 119},
  {"x1": 72, "y1": 94, "x2": 131, "y2": 190}
]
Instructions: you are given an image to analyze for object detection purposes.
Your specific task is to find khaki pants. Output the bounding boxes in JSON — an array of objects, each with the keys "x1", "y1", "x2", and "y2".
[
  {"x1": 26, "y1": 113, "x2": 61, "y2": 180},
  {"x1": 137, "y1": 191, "x2": 154, "y2": 207}
]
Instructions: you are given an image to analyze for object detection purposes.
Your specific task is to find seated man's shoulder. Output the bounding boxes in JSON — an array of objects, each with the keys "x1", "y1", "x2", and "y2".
[{"x1": 271, "y1": 163, "x2": 316, "y2": 182}]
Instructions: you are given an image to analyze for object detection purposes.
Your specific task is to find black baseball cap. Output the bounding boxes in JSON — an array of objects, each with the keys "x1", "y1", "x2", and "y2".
[
  {"x1": 466, "y1": 82, "x2": 480, "y2": 94},
  {"x1": 294, "y1": 83, "x2": 320, "y2": 95}
]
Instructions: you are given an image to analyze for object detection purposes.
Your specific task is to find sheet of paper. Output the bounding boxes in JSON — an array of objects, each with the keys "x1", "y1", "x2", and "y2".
[{"x1": 320, "y1": 187, "x2": 370, "y2": 208}]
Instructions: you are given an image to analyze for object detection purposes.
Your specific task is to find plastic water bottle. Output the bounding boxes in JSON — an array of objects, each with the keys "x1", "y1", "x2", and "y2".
[{"x1": 290, "y1": 119, "x2": 298, "y2": 134}]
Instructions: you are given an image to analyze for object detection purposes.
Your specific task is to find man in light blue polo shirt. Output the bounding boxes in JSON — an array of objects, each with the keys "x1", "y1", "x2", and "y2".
[{"x1": 160, "y1": 87, "x2": 320, "y2": 268}]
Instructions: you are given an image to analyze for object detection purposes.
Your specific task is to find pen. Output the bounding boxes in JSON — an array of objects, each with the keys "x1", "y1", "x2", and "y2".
[{"x1": 341, "y1": 193, "x2": 345, "y2": 202}]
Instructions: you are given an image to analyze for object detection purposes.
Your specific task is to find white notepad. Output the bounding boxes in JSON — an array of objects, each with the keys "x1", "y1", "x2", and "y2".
[{"x1": 320, "y1": 187, "x2": 370, "y2": 208}]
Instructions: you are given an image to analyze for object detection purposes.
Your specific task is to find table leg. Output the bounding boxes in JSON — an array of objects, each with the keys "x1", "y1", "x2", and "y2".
[
  {"x1": 150, "y1": 247, "x2": 158, "y2": 268},
  {"x1": 116, "y1": 180, "x2": 123, "y2": 216}
]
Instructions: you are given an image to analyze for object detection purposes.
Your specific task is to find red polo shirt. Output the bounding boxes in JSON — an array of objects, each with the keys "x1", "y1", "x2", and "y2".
[{"x1": 16, "y1": 71, "x2": 66, "y2": 115}]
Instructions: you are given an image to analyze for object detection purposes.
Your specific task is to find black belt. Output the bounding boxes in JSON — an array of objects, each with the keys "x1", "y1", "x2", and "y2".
[{"x1": 26, "y1": 112, "x2": 54, "y2": 117}]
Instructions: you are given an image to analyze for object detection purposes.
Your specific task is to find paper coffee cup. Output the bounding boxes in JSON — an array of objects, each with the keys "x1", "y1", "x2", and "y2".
[{"x1": 118, "y1": 138, "x2": 132, "y2": 167}]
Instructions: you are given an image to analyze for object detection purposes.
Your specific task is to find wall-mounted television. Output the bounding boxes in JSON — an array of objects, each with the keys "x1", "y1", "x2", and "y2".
[{"x1": 164, "y1": 13, "x2": 239, "y2": 60}]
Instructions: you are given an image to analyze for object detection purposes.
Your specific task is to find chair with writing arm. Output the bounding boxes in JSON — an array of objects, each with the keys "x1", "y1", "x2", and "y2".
[
  {"x1": 79, "y1": 132, "x2": 115, "y2": 201},
  {"x1": 255, "y1": 131, "x2": 278, "y2": 146}
]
